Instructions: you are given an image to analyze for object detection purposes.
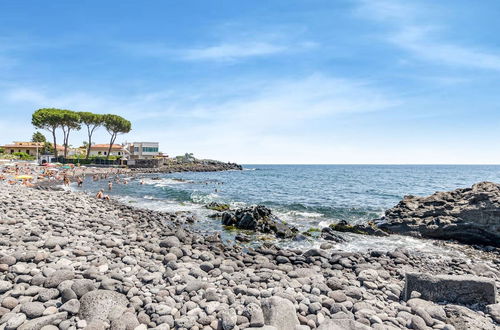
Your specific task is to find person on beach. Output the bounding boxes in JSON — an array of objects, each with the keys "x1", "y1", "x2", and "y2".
[
  {"x1": 96, "y1": 189, "x2": 110, "y2": 200},
  {"x1": 108, "y1": 181, "x2": 113, "y2": 190},
  {"x1": 77, "y1": 176, "x2": 83, "y2": 187},
  {"x1": 140, "y1": 179, "x2": 144, "y2": 185},
  {"x1": 63, "y1": 175, "x2": 70, "y2": 186}
]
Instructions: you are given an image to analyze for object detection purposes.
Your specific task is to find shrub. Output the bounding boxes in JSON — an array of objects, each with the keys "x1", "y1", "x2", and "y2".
[{"x1": 13, "y1": 152, "x2": 35, "y2": 160}]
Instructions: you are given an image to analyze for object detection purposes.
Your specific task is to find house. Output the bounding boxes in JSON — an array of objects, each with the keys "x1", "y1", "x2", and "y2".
[
  {"x1": 126, "y1": 142, "x2": 160, "y2": 160},
  {"x1": 0, "y1": 141, "x2": 64, "y2": 156},
  {"x1": 88, "y1": 144, "x2": 125, "y2": 157}
]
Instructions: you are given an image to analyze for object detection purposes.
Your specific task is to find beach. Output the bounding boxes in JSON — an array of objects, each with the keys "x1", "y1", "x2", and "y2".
[{"x1": 0, "y1": 166, "x2": 499, "y2": 329}]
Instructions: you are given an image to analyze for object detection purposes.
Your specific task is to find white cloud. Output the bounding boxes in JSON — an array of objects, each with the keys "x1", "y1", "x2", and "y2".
[
  {"x1": 182, "y1": 42, "x2": 286, "y2": 61},
  {"x1": 356, "y1": 0, "x2": 500, "y2": 71},
  {"x1": 0, "y1": 74, "x2": 398, "y2": 162}
]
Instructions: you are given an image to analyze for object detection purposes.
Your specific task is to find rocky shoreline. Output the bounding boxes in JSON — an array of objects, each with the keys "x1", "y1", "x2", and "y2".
[
  {"x1": 131, "y1": 161, "x2": 242, "y2": 174},
  {"x1": 0, "y1": 184, "x2": 499, "y2": 329},
  {"x1": 329, "y1": 182, "x2": 500, "y2": 248}
]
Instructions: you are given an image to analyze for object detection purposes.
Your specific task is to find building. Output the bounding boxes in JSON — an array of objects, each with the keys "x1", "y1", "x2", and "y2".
[
  {"x1": 0, "y1": 141, "x2": 64, "y2": 156},
  {"x1": 127, "y1": 142, "x2": 159, "y2": 160},
  {"x1": 88, "y1": 144, "x2": 125, "y2": 157}
]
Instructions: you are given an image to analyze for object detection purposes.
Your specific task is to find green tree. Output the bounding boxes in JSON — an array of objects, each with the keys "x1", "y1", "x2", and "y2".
[
  {"x1": 79, "y1": 112, "x2": 104, "y2": 159},
  {"x1": 31, "y1": 131, "x2": 46, "y2": 143},
  {"x1": 103, "y1": 114, "x2": 131, "y2": 160},
  {"x1": 60, "y1": 110, "x2": 81, "y2": 158},
  {"x1": 32, "y1": 108, "x2": 64, "y2": 158}
]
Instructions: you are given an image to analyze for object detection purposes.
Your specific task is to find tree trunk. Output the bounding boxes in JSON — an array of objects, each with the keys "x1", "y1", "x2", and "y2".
[
  {"x1": 86, "y1": 126, "x2": 92, "y2": 159},
  {"x1": 52, "y1": 129, "x2": 58, "y2": 159},
  {"x1": 106, "y1": 133, "x2": 116, "y2": 160},
  {"x1": 63, "y1": 127, "x2": 71, "y2": 158}
]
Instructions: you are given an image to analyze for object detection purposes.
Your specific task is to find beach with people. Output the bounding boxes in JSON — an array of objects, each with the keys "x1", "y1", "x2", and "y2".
[{"x1": 0, "y1": 162, "x2": 499, "y2": 330}]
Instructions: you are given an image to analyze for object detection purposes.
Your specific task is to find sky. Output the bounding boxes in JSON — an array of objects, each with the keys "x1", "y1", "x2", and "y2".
[{"x1": 1, "y1": 0, "x2": 500, "y2": 164}]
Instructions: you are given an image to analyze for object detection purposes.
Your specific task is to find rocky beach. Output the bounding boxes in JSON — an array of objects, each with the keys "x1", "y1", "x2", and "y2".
[{"x1": 0, "y1": 179, "x2": 499, "y2": 330}]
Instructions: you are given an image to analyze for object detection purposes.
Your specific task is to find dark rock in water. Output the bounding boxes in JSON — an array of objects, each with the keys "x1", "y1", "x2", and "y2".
[
  {"x1": 205, "y1": 202, "x2": 231, "y2": 212},
  {"x1": 404, "y1": 272, "x2": 497, "y2": 305},
  {"x1": 327, "y1": 220, "x2": 388, "y2": 237},
  {"x1": 377, "y1": 181, "x2": 500, "y2": 246},
  {"x1": 235, "y1": 234, "x2": 251, "y2": 242},
  {"x1": 320, "y1": 227, "x2": 346, "y2": 242},
  {"x1": 216, "y1": 205, "x2": 298, "y2": 238}
]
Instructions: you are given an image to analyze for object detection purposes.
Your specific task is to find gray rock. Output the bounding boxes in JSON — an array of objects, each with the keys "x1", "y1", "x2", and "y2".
[
  {"x1": 110, "y1": 311, "x2": 139, "y2": 330},
  {"x1": 5, "y1": 313, "x2": 27, "y2": 330},
  {"x1": 404, "y1": 272, "x2": 496, "y2": 305},
  {"x1": 44, "y1": 236, "x2": 69, "y2": 248},
  {"x1": 79, "y1": 290, "x2": 128, "y2": 322},
  {"x1": 317, "y1": 318, "x2": 371, "y2": 330},
  {"x1": 221, "y1": 309, "x2": 237, "y2": 330},
  {"x1": 159, "y1": 236, "x2": 181, "y2": 248},
  {"x1": 61, "y1": 288, "x2": 77, "y2": 302},
  {"x1": 38, "y1": 288, "x2": 59, "y2": 302},
  {"x1": 18, "y1": 312, "x2": 68, "y2": 330},
  {"x1": 21, "y1": 301, "x2": 45, "y2": 318},
  {"x1": 243, "y1": 303, "x2": 265, "y2": 327},
  {"x1": 261, "y1": 296, "x2": 299, "y2": 330},
  {"x1": 71, "y1": 279, "x2": 96, "y2": 298},
  {"x1": 44, "y1": 269, "x2": 74, "y2": 288},
  {"x1": 410, "y1": 315, "x2": 428, "y2": 330},
  {"x1": 0, "y1": 280, "x2": 13, "y2": 293},
  {"x1": 60, "y1": 299, "x2": 80, "y2": 314},
  {"x1": 486, "y1": 303, "x2": 500, "y2": 323}
]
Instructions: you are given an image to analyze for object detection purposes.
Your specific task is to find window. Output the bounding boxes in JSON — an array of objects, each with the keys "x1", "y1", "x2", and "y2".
[
  {"x1": 143, "y1": 147, "x2": 159, "y2": 152},
  {"x1": 118, "y1": 152, "x2": 121, "y2": 155},
  {"x1": 134, "y1": 147, "x2": 139, "y2": 152},
  {"x1": 104, "y1": 152, "x2": 107, "y2": 155}
]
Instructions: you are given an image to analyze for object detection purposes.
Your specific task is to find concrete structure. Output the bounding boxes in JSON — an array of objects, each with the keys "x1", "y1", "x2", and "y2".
[
  {"x1": 127, "y1": 142, "x2": 159, "y2": 160},
  {"x1": 0, "y1": 142, "x2": 63, "y2": 156},
  {"x1": 88, "y1": 144, "x2": 124, "y2": 157},
  {"x1": 404, "y1": 272, "x2": 496, "y2": 305}
]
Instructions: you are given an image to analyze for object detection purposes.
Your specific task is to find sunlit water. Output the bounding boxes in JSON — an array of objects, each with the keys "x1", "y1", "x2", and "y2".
[{"x1": 76, "y1": 165, "x2": 500, "y2": 256}]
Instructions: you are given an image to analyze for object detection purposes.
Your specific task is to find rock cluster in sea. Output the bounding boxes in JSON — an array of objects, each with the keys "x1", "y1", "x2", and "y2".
[
  {"x1": 0, "y1": 184, "x2": 499, "y2": 329},
  {"x1": 132, "y1": 161, "x2": 242, "y2": 174},
  {"x1": 210, "y1": 205, "x2": 298, "y2": 239},
  {"x1": 376, "y1": 181, "x2": 500, "y2": 247}
]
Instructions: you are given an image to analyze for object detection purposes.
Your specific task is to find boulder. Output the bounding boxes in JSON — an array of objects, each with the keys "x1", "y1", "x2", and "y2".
[
  {"x1": 79, "y1": 290, "x2": 128, "y2": 322},
  {"x1": 404, "y1": 272, "x2": 496, "y2": 305},
  {"x1": 261, "y1": 296, "x2": 299, "y2": 330},
  {"x1": 376, "y1": 182, "x2": 500, "y2": 246},
  {"x1": 216, "y1": 205, "x2": 298, "y2": 238}
]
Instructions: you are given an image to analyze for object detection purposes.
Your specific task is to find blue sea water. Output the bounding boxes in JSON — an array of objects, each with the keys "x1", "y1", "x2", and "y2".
[{"x1": 80, "y1": 165, "x2": 500, "y2": 253}]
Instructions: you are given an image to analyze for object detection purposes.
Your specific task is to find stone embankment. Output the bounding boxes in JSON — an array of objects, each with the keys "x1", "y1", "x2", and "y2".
[{"x1": 0, "y1": 185, "x2": 499, "y2": 329}]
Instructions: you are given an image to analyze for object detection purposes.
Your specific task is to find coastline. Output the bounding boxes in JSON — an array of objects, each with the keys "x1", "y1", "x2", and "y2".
[{"x1": 0, "y1": 183, "x2": 499, "y2": 329}]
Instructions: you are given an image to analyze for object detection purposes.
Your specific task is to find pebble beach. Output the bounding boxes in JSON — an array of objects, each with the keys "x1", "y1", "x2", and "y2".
[{"x1": 0, "y1": 170, "x2": 499, "y2": 329}]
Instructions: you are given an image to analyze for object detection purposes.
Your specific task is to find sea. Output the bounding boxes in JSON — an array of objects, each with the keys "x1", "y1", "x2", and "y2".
[{"x1": 78, "y1": 165, "x2": 500, "y2": 255}]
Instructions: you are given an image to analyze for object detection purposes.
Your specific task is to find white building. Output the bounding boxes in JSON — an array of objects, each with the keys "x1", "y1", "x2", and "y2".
[
  {"x1": 88, "y1": 144, "x2": 125, "y2": 157},
  {"x1": 128, "y1": 142, "x2": 159, "y2": 159}
]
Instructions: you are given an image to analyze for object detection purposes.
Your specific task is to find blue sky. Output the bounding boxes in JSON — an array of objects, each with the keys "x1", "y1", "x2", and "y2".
[{"x1": 1, "y1": 0, "x2": 500, "y2": 164}]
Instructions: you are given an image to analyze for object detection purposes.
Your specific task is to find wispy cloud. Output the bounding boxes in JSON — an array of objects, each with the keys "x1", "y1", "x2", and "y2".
[
  {"x1": 182, "y1": 42, "x2": 287, "y2": 61},
  {"x1": 116, "y1": 27, "x2": 317, "y2": 62},
  {"x1": 0, "y1": 73, "x2": 398, "y2": 161},
  {"x1": 356, "y1": 0, "x2": 500, "y2": 71}
]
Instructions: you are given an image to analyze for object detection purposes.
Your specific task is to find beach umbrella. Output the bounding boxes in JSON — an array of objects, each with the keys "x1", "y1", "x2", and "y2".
[
  {"x1": 15, "y1": 175, "x2": 33, "y2": 180},
  {"x1": 62, "y1": 165, "x2": 72, "y2": 169}
]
